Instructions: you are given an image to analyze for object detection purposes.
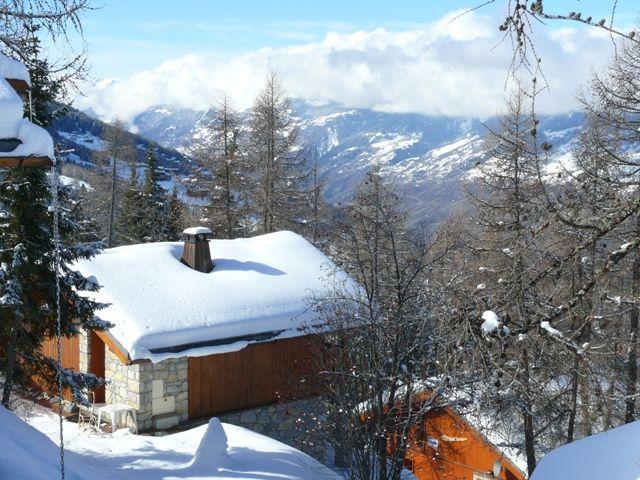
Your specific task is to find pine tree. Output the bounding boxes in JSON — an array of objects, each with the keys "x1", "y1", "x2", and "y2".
[
  {"x1": 164, "y1": 186, "x2": 186, "y2": 241},
  {"x1": 0, "y1": 30, "x2": 109, "y2": 406},
  {"x1": 117, "y1": 165, "x2": 147, "y2": 245},
  {"x1": 141, "y1": 145, "x2": 166, "y2": 241}
]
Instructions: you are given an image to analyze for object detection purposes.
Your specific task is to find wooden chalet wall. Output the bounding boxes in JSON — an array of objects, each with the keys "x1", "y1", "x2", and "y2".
[
  {"x1": 38, "y1": 335, "x2": 80, "y2": 400},
  {"x1": 40, "y1": 336, "x2": 80, "y2": 372},
  {"x1": 188, "y1": 335, "x2": 318, "y2": 419},
  {"x1": 405, "y1": 408, "x2": 525, "y2": 480}
]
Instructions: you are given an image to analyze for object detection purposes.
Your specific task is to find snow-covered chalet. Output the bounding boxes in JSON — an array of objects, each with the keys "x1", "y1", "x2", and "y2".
[{"x1": 51, "y1": 228, "x2": 347, "y2": 445}]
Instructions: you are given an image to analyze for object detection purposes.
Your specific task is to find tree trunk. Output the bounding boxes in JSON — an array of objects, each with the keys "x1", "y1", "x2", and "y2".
[
  {"x1": 107, "y1": 154, "x2": 117, "y2": 248},
  {"x1": 626, "y1": 255, "x2": 639, "y2": 423},
  {"x1": 1, "y1": 311, "x2": 22, "y2": 408},
  {"x1": 523, "y1": 407, "x2": 536, "y2": 475},
  {"x1": 521, "y1": 349, "x2": 536, "y2": 475},
  {"x1": 567, "y1": 358, "x2": 579, "y2": 442}
]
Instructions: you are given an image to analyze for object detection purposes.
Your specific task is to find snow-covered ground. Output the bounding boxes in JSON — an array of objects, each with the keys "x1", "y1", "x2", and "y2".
[
  {"x1": 1, "y1": 403, "x2": 340, "y2": 480},
  {"x1": 57, "y1": 130, "x2": 106, "y2": 151},
  {"x1": 531, "y1": 420, "x2": 640, "y2": 480}
]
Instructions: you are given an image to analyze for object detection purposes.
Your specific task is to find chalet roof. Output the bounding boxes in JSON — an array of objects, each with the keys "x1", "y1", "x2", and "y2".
[
  {"x1": 0, "y1": 54, "x2": 54, "y2": 162},
  {"x1": 0, "y1": 54, "x2": 30, "y2": 85},
  {"x1": 75, "y1": 231, "x2": 353, "y2": 363}
]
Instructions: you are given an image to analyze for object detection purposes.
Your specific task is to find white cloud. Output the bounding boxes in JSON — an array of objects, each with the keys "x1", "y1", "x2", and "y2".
[{"x1": 76, "y1": 9, "x2": 618, "y2": 123}]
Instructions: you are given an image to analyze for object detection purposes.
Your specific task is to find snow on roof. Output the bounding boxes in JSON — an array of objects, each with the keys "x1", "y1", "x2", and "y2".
[
  {"x1": 184, "y1": 226, "x2": 212, "y2": 235},
  {"x1": 76, "y1": 231, "x2": 352, "y2": 362},
  {"x1": 3, "y1": 403, "x2": 340, "y2": 480},
  {"x1": 0, "y1": 53, "x2": 30, "y2": 84},
  {"x1": 531, "y1": 421, "x2": 640, "y2": 480},
  {"x1": 0, "y1": 75, "x2": 54, "y2": 160},
  {"x1": 0, "y1": 77, "x2": 23, "y2": 136}
]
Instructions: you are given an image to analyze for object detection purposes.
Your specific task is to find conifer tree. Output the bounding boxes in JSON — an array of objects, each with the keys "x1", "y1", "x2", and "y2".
[
  {"x1": 100, "y1": 120, "x2": 136, "y2": 248},
  {"x1": 117, "y1": 165, "x2": 147, "y2": 245},
  {"x1": 141, "y1": 145, "x2": 166, "y2": 241},
  {"x1": 191, "y1": 95, "x2": 248, "y2": 238},
  {"x1": 0, "y1": 27, "x2": 108, "y2": 407},
  {"x1": 164, "y1": 186, "x2": 186, "y2": 241}
]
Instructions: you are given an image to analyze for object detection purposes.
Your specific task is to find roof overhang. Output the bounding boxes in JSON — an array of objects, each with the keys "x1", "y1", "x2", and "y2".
[
  {"x1": 93, "y1": 330, "x2": 140, "y2": 365},
  {"x1": 5, "y1": 78, "x2": 29, "y2": 94},
  {"x1": 0, "y1": 156, "x2": 52, "y2": 168}
]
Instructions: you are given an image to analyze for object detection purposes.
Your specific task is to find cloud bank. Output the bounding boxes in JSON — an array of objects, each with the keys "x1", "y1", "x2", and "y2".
[{"x1": 77, "y1": 10, "x2": 618, "y2": 122}]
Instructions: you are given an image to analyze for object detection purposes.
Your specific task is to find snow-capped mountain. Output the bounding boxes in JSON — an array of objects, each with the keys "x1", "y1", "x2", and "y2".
[
  {"x1": 130, "y1": 101, "x2": 584, "y2": 224},
  {"x1": 131, "y1": 106, "x2": 204, "y2": 153},
  {"x1": 50, "y1": 107, "x2": 191, "y2": 177}
]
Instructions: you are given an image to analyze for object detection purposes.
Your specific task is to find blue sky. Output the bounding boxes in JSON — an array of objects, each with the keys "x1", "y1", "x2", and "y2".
[
  {"x1": 82, "y1": 0, "x2": 639, "y2": 78},
  {"x1": 75, "y1": 1, "x2": 639, "y2": 121}
]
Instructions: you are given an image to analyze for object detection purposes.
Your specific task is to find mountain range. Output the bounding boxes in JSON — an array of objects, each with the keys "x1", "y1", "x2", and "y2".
[{"x1": 52, "y1": 101, "x2": 585, "y2": 225}]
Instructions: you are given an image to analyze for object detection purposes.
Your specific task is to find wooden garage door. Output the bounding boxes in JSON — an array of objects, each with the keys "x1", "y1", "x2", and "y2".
[{"x1": 188, "y1": 336, "x2": 318, "y2": 419}]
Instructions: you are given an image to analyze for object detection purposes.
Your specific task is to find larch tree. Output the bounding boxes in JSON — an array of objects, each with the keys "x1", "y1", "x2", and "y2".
[
  {"x1": 190, "y1": 95, "x2": 248, "y2": 238},
  {"x1": 462, "y1": 89, "x2": 567, "y2": 475},
  {"x1": 249, "y1": 73, "x2": 311, "y2": 234},
  {"x1": 98, "y1": 120, "x2": 136, "y2": 248}
]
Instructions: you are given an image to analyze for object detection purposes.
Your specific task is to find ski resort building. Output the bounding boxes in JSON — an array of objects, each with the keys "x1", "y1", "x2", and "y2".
[{"x1": 44, "y1": 229, "x2": 346, "y2": 447}]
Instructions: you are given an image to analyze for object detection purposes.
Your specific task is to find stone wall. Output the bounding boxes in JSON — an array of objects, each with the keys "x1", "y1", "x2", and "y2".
[
  {"x1": 103, "y1": 348, "x2": 188, "y2": 432},
  {"x1": 78, "y1": 331, "x2": 90, "y2": 374},
  {"x1": 218, "y1": 398, "x2": 326, "y2": 461},
  {"x1": 138, "y1": 356, "x2": 189, "y2": 430}
]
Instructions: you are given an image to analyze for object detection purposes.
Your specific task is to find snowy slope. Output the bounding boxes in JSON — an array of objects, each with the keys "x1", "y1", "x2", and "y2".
[
  {"x1": 130, "y1": 100, "x2": 585, "y2": 225},
  {"x1": 531, "y1": 420, "x2": 640, "y2": 480},
  {"x1": 50, "y1": 106, "x2": 191, "y2": 179},
  {"x1": 1, "y1": 404, "x2": 339, "y2": 480}
]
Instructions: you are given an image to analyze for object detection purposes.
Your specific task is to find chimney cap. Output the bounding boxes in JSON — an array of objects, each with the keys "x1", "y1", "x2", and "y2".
[{"x1": 183, "y1": 226, "x2": 212, "y2": 236}]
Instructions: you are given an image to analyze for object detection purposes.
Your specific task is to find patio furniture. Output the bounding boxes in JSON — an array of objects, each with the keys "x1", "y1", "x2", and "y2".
[
  {"x1": 96, "y1": 404, "x2": 138, "y2": 434},
  {"x1": 77, "y1": 391, "x2": 100, "y2": 432}
]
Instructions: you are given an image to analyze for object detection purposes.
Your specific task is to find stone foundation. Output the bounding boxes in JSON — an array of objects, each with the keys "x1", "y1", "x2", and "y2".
[{"x1": 104, "y1": 350, "x2": 188, "y2": 431}]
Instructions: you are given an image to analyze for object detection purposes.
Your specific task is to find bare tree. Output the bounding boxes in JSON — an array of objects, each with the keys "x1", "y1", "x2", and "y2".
[
  {"x1": 311, "y1": 170, "x2": 458, "y2": 480},
  {"x1": 1, "y1": 0, "x2": 92, "y2": 99},
  {"x1": 97, "y1": 120, "x2": 136, "y2": 248}
]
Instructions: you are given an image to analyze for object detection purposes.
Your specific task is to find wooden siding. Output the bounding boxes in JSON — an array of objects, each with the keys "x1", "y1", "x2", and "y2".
[
  {"x1": 405, "y1": 408, "x2": 525, "y2": 480},
  {"x1": 188, "y1": 336, "x2": 318, "y2": 419},
  {"x1": 41, "y1": 335, "x2": 80, "y2": 372},
  {"x1": 38, "y1": 335, "x2": 80, "y2": 400}
]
